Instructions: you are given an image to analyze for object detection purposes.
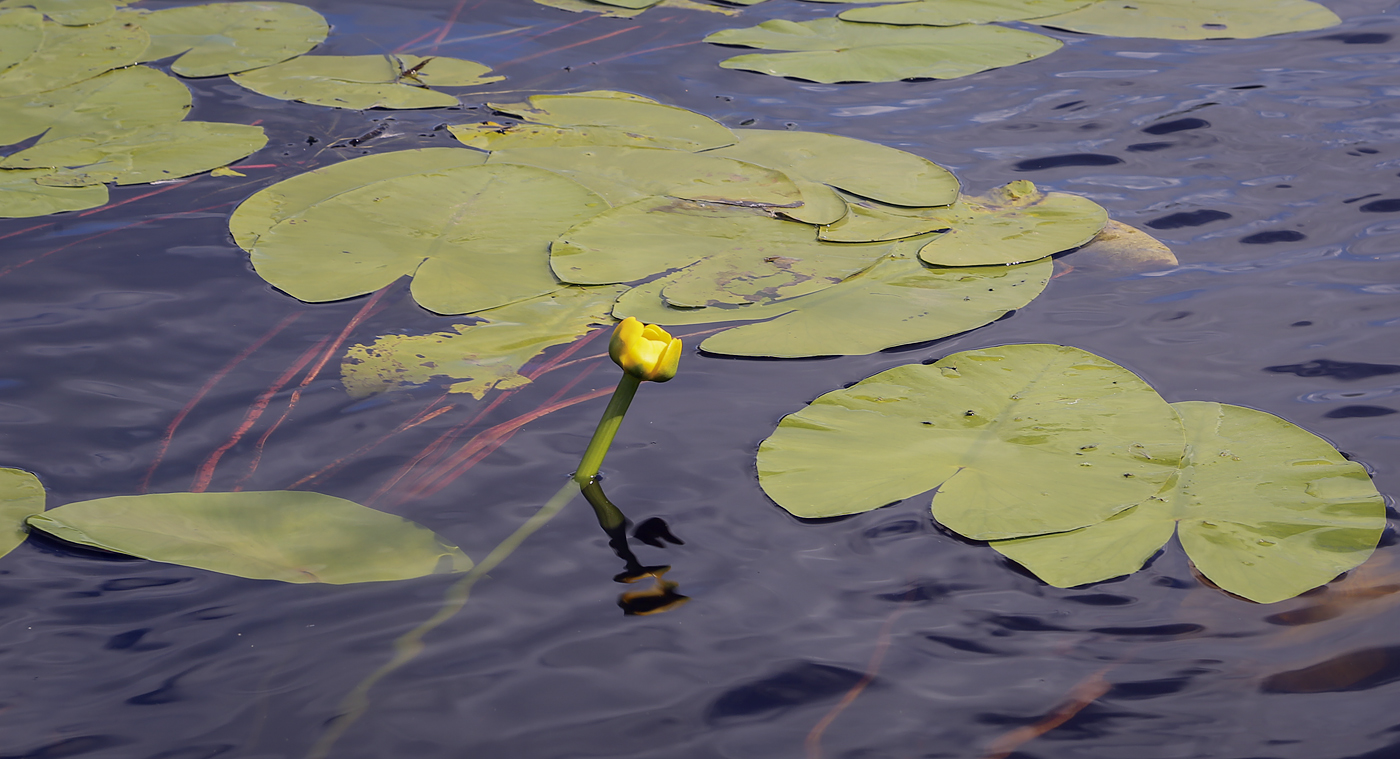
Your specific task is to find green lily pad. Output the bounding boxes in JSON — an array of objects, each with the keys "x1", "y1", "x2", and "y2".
[
  {"x1": 2, "y1": 121, "x2": 267, "y2": 185},
  {"x1": 819, "y1": 193, "x2": 952, "y2": 242},
  {"x1": 917, "y1": 180, "x2": 1107, "y2": 266},
  {"x1": 128, "y1": 1, "x2": 328, "y2": 77},
  {"x1": 706, "y1": 128, "x2": 958, "y2": 207},
  {"x1": 593, "y1": 0, "x2": 663, "y2": 8},
  {"x1": 342, "y1": 285, "x2": 624, "y2": 399},
  {"x1": 0, "y1": 17, "x2": 148, "y2": 98},
  {"x1": 0, "y1": 468, "x2": 44, "y2": 561},
  {"x1": 533, "y1": 0, "x2": 648, "y2": 18},
  {"x1": 0, "y1": 0, "x2": 120, "y2": 26},
  {"x1": 490, "y1": 93, "x2": 736, "y2": 151},
  {"x1": 757, "y1": 344, "x2": 1184, "y2": 534},
  {"x1": 992, "y1": 402, "x2": 1385, "y2": 603},
  {"x1": 840, "y1": 0, "x2": 1092, "y2": 26},
  {"x1": 449, "y1": 122, "x2": 713, "y2": 152},
  {"x1": 230, "y1": 147, "x2": 487, "y2": 251},
  {"x1": 0, "y1": 167, "x2": 106, "y2": 217},
  {"x1": 1032, "y1": 0, "x2": 1340, "y2": 39},
  {"x1": 230, "y1": 54, "x2": 502, "y2": 110},
  {"x1": 706, "y1": 18, "x2": 1062, "y2": 83},
  {"x1": 0, "y1": 8, "x2": 43, "y2": 74},
  {"x1": 26, "y1": 490, "x2": 472, "y2": 584},
  {"x1": 552, "y1": 196, "x2": 891, "y2": 307},
  {"x1": 487, "y1": 145, "x2": 804, "y2": 208},
  {"x1": 0, "y1": 65, "x2": 189, "y2": 146},
  {"x1": 615, "y1": 242, "x2": 1051, "y2": 357},
  {"x1": 250, "y1": 163, "x2": 607, "y2": 314}
]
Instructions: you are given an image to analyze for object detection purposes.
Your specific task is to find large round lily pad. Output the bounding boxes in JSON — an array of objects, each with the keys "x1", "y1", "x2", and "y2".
[
  {"x1": 0, "y1": 468, "x2": 44, "y2": 561},
  {"x1": 0, "y1": 16, "x2": 148, "y2": 98},
  {"x1": 551, "y1": 196, "x2": 890, "y2": 306},
  {"x1": 917, "y1": 180, "x2": 1107, "y2": 266},
  {"x1": 0, "y1": 167, "x2": 106, "y2": 217},
  {"x1": 992, "y1": 402, "x2": 1385, "y2": 603},
  {"x1": 0, "y1": 8, "x2": 43, "y2": 73},
  {"x1": 230, "y1": 147, "x2": 487, "y2": 250},
  {"x1": 250, "y1": 163, "x2": 607, "y2": 314},
  {"x1": 0, "y1": 65, "x2": 189, "y2": 146},
  {"x1": 27, "y1": 490, "x2": 473, "y2": 584},
  {"x1": 758, "y1": 344, "x2": 1185, "y2": 536},
  {"x1": 490, "y1": 93, "x2": 736, "y2": 151},
  {"x1": 840, "y1": 0, "x2": 1092, "y2": 26},
  {"x1": 230, "y1": 54, "x2": 502, "y2": 110},
  {"x1": 2, "y1": 121, "x2": 267, "y2": 185},
  {"x1": 705, "y1": 18, "x2": 1062, "y2": 83},
  {"x1": 129, "y1": 1, "x2": 328, "y2": 77},
  {"x1": 487, "y1": 145, "x2": 803, "y2": 208},
  {"x1": 706, "y1": 128, "x2": 958, "y2": 208},
  {"x1": 1032, "y1": 0, "x2": 1340, "y2": 39}
]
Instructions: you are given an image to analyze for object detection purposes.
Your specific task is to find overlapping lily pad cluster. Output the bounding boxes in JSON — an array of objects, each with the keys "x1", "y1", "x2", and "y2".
[
  {"x1": 758, "y1": 343, "x2": 1386, "y2": 603},
  {"x1": 226, "y1": 91, "x2": 1163, "y2": 395},
  {"x1": 703, "y1": 0, "x2": 1341, "y2": 83},
  {"x1": 0, "y1": 0, "x2": 501, "y2": 218}
]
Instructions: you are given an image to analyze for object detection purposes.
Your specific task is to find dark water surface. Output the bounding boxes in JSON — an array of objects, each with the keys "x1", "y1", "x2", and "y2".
[{"x1": 1, "y1": 0, "x2": 1398, "y2": 756}]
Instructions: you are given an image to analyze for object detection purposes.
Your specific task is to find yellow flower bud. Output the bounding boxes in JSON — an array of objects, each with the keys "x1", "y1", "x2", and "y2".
[{"x1": 608, "y1": 317, "x2": 682, "y2": 382}]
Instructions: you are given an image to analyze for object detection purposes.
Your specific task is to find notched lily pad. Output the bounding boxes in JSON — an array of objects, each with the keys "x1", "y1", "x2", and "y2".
[
  {"x1": 706, "y1": 128, "x2": 958, "y2": 208},
  {"x1": 706, "y1": 18, "x2": 1062, "y2": 83},
  {"x1": 0, "y1": 17, "x2": 148, "y2": 98},
  {"x1": 0, "y1": 65, "x2": 190, "y2": 146},
  {"x1": 128, "y1": 1, "x2": 328, "y2": 77},
  {"x1": 840, "y1": 0, "x2": 1092, "y2": 26},
  {"x1": 0, "y1": 167, "x2": 106, "y2": 217},
  {"x1": 231, "y1": 54, "x2": 502, "y2": 110},
  {"x1": 757, "y1": 344, "x2": 1184, "y2": 534},
  {"x1": 2, "y1": 122, "x2": 267, "y2": 185},
  {"x1": 250, "y1": 163, "x2": 607, "y2": 314},
  {"x1": 489, "y1": 92, "x2": 736, "y2": 151},
  {"x1": 1032, "y1": 0, "x2": 1340, "y2": 39},
  {"x1": 917, "y1": 180, "x2": 1107, "y2": 266},
  {"x1": 27, "y1": 490, "x2": 473, "y2": 584},
  {"x1": 342, "y1": 286, "x2": 624, "y2": 399},
  {"x1": 992, "y1": 402, "x2": 1384, "y2": 603},
  {"x1": 0, "y1": 468, "x2": 45, "y2": 560}
]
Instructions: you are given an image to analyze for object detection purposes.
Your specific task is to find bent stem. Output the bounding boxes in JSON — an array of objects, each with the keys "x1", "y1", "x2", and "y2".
[
  {"x1": 306, "y1": 481, "x2": 579, "y2": 759},
  {"x1": 573, "y1": 374, "x2": 640, "y2": 527}
]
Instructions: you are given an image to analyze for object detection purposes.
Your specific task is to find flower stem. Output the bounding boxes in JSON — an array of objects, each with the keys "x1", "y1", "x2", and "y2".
[{"x1": 573, "y1": 373, "x2": 640, "y2": 488}]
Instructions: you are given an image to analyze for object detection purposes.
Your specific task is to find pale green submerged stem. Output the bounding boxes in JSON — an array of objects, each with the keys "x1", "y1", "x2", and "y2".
[
  {"x1": 307, "y1": 481, "x2": 579, "y2": 759},
  {"x1": 573, "y1": 374, "x2": 640, "y2": 531}
]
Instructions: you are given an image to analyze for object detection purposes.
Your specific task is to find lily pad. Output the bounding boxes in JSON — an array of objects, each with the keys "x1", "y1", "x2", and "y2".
[
  {"x1": 230, "y1": 147, "x2": 487, "y2": 250},
  {"x1": 706, "y1": 128, "x2": 958, "y2": 207},
  {"x1": 342, "y1": 285, "x2": 624, "y2": 399},
  {"x1": 0, "y1": 17, "x2": 148, "y2": 98},
  {"x1": 593, "y1": 0, "x2": 663, "y2": 8},
  {"x1": 819, "y1": 193, "x2": 952, "y2": 242},
  {"x1": 840, "y1": 0, "x2": 1092, "y2": 26},
  {"x1": 0, "y1": 468, "x2": 44, "y2": 561},
  {"x1": 615, "y1": 242, "x2": 1051, "y2": 357},
  {"x1": 0, "y1": 8, "x2": 43, "y2": 73},
  {"x1": 705, "y1": 18, "x2": 1062, "y2": 83},
  {"x1": 250, "y1": 163, "x2": 607, "y2": 314},
  {"x1": 1032, "y1": 0, "x2": 1341, "y2": 39},
  {"x1": 552, "y1": 196, "x2": 891, "y2": 307},
  {"x1": 533, "y1": 0, "x2": 648, "y2": 17},
  {"x1": 757, "y1": 344, "x2": 1184, "y2": 534},
  {"x1": 2, "y1": 121, "x2": 267, "y2": 185},
  {"x1": 0, "y1": 65, "x2": 190, "y2": 146},
  {"x1": 992, "y1": 402, "x2": 1385, "y2": 603},
  {"x1": 449, "y1": 122, "x2": 714, "y2": 152},
  {"x1": 1066, "y1": 220, "x2": 1178, "y2": 273},
  {"x1": 490, "y1": 93, "x2": 736, "y2": 151},
  {"x1": 129, "y1": 1, "x2": 328, "y2": 77},
  {"x1": 26, "y1": 490, "x2": 472, "y2": 584},
  {"x1": 230, "y1": 54, "x2": 502, "y2": 110},
  {"x1": 0, "y1": 0, "x2": 120, "y2": 26},
  {"x1": 0, "y1": 167, "x2": 106, "y2": 217},
  {"x1": 487, "y1": 145, "x2": 804, "y2": 208},
  {"x1": 917, "y1": 180, "x2": 1107, "y2": 266}
]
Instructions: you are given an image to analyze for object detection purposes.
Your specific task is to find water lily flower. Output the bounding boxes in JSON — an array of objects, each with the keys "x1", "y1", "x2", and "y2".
[{"x1": 608, "y1": 317, "x2": 682, "y2": 383}]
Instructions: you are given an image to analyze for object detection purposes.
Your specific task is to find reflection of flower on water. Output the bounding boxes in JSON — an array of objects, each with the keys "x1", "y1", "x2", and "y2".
[{"x1": 619, "y1": 567, "x2": 689, "y2": 616}]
